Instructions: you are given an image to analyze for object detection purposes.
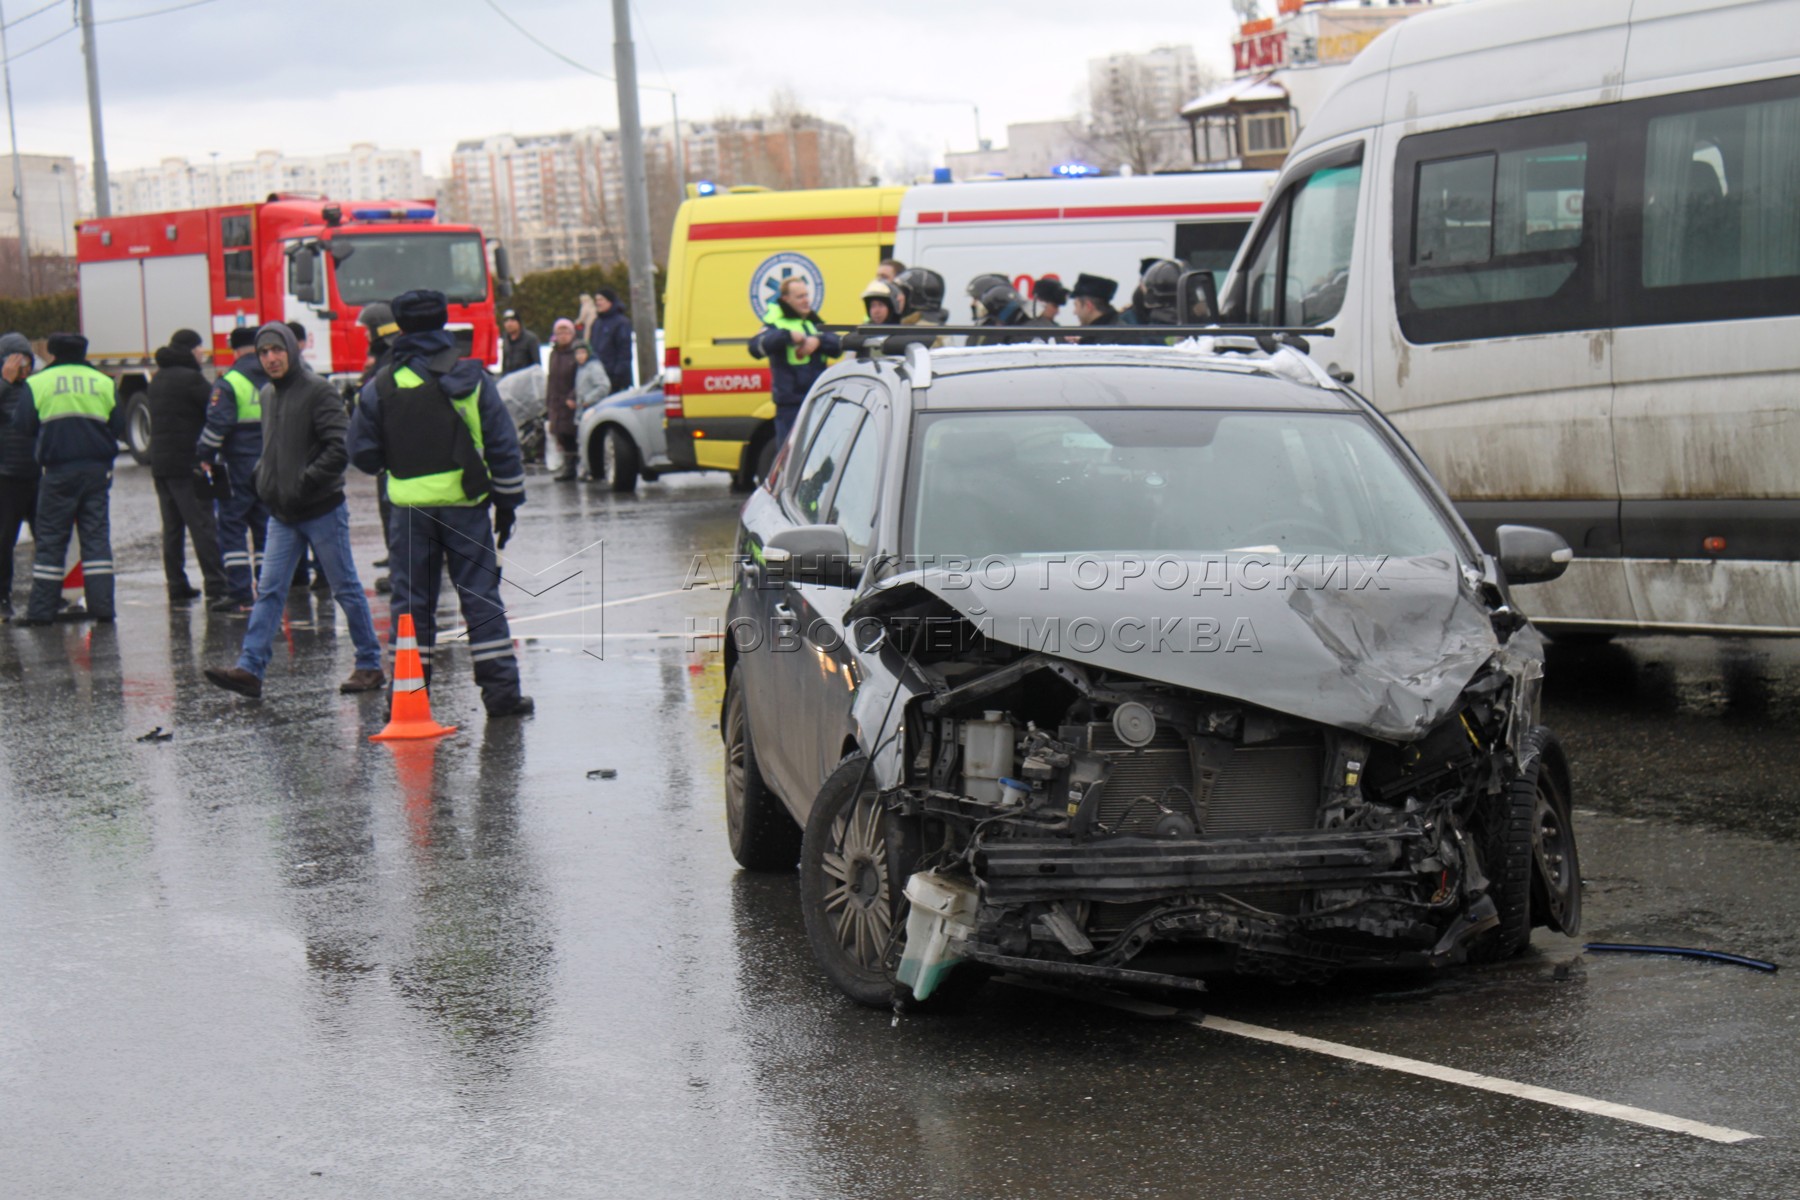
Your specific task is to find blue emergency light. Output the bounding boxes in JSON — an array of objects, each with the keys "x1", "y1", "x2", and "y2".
[
  {"x1": 695, "y1": 180, "x2": 718, "y2": 196},
  {"x1": 350, "y1": 208, "x2": 437, "y2": 221},
  {"x1": 1051, "y1": 161, "x2": 1100, "y2": 178}
]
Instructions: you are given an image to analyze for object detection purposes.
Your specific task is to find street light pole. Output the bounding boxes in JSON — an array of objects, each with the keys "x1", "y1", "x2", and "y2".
[
  {"x1": 52, "y1": 163, "x2": 66, "y2": 255},
  {"x1": 669, "y1": 91, "x2": 685, "y2": 204},
  {"x1": 611, "y1": 0, "x2": 659, "y2": 387},
  {"x1": 79, "y1": 0, "x2": 111, "y2": 217},
  {"x1": 0, "y1": 0, "x2": 34, "y2": 298}
]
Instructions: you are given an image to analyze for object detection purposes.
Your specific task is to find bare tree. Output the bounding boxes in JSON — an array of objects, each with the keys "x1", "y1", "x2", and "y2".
[{"x1": 1082, "y1": 58, "x2": 1214, "y2": 175}]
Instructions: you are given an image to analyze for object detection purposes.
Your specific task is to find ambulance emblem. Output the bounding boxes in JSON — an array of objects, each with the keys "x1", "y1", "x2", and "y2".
[{"x1": 749, "y1": 252, "x2": 825, "y2": 320}]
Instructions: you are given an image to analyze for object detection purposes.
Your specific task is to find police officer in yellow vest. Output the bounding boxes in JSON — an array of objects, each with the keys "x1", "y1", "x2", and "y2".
[
  {"x1": 197, "y1": 324, "x2": 271, "y2": 612},
  {"x1": 349, "y1": 290, "x2": 533, "y2": 718},
  {"x1": 10, "y1": 333, "x2": 124, "y2": 625}
]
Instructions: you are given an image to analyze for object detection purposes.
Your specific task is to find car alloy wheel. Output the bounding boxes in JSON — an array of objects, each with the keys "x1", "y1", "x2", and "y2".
[{"x1": 800, "y1": 754, "x2": 919, "y2": 1006}]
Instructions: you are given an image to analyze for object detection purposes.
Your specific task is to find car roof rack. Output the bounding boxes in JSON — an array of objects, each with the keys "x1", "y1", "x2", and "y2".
[{"x1": 839, "y1": 324, "x2": 1338, "y2": 388}]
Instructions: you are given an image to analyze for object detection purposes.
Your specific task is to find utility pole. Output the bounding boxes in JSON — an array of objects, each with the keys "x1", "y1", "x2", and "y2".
[
  {"x1": 611, "y1": 0, "x2": 658, "y2": 386},
  {"x1": 79, "y1": 0, "x2": 110, "y2": 217},
  {"x1": 0, "y1": 0, "x2": 33, "y2": 296}
]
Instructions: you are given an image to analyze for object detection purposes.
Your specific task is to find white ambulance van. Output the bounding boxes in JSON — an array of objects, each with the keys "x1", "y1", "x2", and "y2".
[
  {"x1": 1219, "y1": 0, "x2": 1800, "y2": 636},
  {"x1": 892, "y1": 171, "x2": 1274, "y2": 323}
]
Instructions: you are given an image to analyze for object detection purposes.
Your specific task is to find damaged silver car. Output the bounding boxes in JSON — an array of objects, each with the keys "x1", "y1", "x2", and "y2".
[{"x1": 722, "y1": 339, "x2": 1582, "y2": 1007}]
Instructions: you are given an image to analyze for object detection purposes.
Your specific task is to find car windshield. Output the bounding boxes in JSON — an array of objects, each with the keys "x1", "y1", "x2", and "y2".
[
  {"x1": 330, "y1": 232, "x2": 488, "y2": 305},
  {"x1": 905, "y1": 408, "x2": 1461, "y2": 562}
]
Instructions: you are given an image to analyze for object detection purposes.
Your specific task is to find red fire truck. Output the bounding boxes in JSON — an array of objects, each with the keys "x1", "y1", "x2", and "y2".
[{"x1": 75, "y1": 195, "x2": 510, "y2": 461}]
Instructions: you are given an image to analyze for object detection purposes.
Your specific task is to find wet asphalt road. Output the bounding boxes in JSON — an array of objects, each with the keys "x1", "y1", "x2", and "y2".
[{"x1": 2, "y1": 460, "x2": 1797, "y2": 1199}]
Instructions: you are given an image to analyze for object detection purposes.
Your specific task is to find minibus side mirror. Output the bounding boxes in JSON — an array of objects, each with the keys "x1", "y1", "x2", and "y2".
[{"x1": 1177, "y1": 268, "x2": 1220, "y2": 325}]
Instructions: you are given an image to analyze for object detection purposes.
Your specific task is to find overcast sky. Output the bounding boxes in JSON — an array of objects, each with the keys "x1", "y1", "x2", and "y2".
[{"x1": 5, "y1": 0, "x2": 1244, "y2": 183}]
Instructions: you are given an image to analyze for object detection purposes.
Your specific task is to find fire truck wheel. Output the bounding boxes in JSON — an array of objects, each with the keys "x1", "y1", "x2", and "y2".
[{"x1": 123, "y1": 390, "x2": 153, "y2": 465}]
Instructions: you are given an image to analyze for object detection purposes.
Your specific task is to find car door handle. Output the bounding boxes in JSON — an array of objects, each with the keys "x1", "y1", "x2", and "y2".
[
  {"x1": 772, "y1": 603, "x2": 797, "y2": 626},
  {"x1": 1327, "y1": 363, "x2": 1355, "y2": 384}
]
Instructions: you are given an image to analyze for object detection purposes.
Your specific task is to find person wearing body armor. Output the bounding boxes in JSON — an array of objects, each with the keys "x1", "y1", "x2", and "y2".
[
  {"x1": 846, "y1": 276, "x2": 941, "y2": 355},
  {"x1": 973, "y1": 280, "x2": 1032, "y2": 345},
  {"x1": 203, "y1": 323, "x2": 384, "y2": 699},
  {"x1": 895, "y1": 267, "x2": 948, "y2": 326},
  {"x1": 748, "y1": 277, "x2": 842, "y2": 449},
  {"x1": 861, "y1": 277, "x2": 903, "y2": 326},
  {"x1": 348, "y1": 290, "x2": 533, "y2": 719},
  {"x1": 964, "y1": 273, "x2": 1009, "y2": 325},
  {"x1": 11, "y1": 333, "x2": 123, "y2": 625},
  {"x1": 198, "y1": 325, "x2": 270, "y2": 613},
  {"x1": 1121, "y1": 258, "x2": 1182, "y2": 330}
]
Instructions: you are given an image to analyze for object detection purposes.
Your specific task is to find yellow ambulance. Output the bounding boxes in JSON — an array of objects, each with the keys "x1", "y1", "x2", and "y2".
[{"x1": 661, "y1": 185, "x2": 905, "y2": 489}]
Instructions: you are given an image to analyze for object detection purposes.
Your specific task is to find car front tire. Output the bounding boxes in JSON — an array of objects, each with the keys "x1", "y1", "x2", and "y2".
[
  {"x1": 799, "y1": 753, "x2": 919, "y2": 1007},
  {"x1": 1470, "y1": 726, "x2": 1573, "y2": 962}
]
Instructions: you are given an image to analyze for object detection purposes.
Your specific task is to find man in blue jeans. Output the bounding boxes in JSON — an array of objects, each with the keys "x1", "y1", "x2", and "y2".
[{"x1": 204, "y1": 323, "x2": 385, "y2": 699}]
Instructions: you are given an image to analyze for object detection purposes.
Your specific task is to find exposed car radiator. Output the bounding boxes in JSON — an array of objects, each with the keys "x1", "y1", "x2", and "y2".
[
  {"x1": 1204, "y1": 742, "x2": 1324, "y2": 835},
  {"x1": 1088, "y1": 724, "x2": 1194, "y2": 836},
  {"x1": 1080, "y1": 725, "x2": 1325, "y2": 838}
]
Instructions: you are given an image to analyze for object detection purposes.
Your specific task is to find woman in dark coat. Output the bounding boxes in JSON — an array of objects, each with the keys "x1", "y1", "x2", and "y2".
[
  {"x1": 587, "y1": 288, "x2": 634, "y2": 395},
  {"x1": 544, "y1": 318, "x2": 580, "y2": 481}
]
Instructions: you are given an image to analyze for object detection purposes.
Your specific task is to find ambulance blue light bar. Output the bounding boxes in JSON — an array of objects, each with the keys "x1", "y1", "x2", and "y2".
[{"x1": 1051, "y1": 161, "x2": 1100, "y2": 178}]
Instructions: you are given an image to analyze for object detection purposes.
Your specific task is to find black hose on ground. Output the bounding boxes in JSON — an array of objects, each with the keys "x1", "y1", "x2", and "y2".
[{"x1": 1584, "y1": 942, "x2": 1779, "y2": 973}]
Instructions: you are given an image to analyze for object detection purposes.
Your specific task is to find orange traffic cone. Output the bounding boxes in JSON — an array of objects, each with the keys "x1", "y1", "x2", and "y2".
[{"x1": 370, "y1": 613, "x2": 457, "y2": 741}]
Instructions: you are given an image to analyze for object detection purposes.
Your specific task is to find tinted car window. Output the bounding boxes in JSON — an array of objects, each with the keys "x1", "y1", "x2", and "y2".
[
  {"x1": 791, "y1": 400, "x2": 864, "y2": 523},
  {"x1": 906, "y1": 408, "x2": 1456, "y2": 562},
  {"x1": 827, "y1": 422, "x2": 882, "y2": 556}
]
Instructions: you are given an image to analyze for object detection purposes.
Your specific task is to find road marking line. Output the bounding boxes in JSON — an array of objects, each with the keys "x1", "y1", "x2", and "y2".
[
  {"x1": 1195, "y1": 1015, "x2": 1761, "y2": 1145},
  {"x1": 439, "y1": 586, "x2": 692, "y2": 638}
]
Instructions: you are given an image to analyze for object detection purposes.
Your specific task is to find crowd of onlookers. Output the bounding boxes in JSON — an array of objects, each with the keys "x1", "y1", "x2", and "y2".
[{"x1": 496, "y1": 289, "x2": 634, "y2": 480}]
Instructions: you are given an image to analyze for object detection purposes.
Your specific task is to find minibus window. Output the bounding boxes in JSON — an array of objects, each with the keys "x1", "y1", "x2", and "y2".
[
  {"x1": 1407, "y1": 142, "x2": 1586, "y2": 313},
  {"x1": 1416, "y1": 154, "x2": 1497, "y2": 266},
  {"x1": 1230, "y1": 145, "x2": 1362, "y2": 327},
  {"x1": 1242, "y1": 208, "x2": 1287, "y2": 326},
  {"x1": 1175, "y1": 220, "x2": 1252, "y2": 292},
  {"x1": 1643, "y1": 95, "x2": 1800, "y2": 290},
  {"x1": 1282, "y1": 163, "x2": 1362, "y2": 325}
]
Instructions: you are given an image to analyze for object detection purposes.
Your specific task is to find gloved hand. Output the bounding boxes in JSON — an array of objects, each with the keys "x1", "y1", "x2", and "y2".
[{"x1": 494, "y1": 502, "x2": 517, "y2": 550}]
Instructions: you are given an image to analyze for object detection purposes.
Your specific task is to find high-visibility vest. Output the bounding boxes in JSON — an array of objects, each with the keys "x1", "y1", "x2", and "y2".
[
  {"x1": 762, "y1": 303, "x2": 822, "y2": 367},
  {"x1": 379, "y1": 364, "x2": 488, "y2": 508},
  {"x1": 27, "y1": 363, "x2": 115, "y2": 423},
  {"x1": 223, "y1": 369, "x2": 261, "y2": 422}
]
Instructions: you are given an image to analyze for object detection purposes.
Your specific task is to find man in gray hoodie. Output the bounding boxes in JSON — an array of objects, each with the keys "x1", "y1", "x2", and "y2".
[{"x1": 204, "y1": 323, "x2": 385, "y2": 699}]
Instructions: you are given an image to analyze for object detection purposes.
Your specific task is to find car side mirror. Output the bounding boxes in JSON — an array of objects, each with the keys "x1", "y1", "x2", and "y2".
[
  {"x1": 766, "y1": 524, "x2": 859, "y2": 587},
  {"x1": 1496, "y1": 524, "x2": 1573, "y2": 584},
  {"x1": 1176, "y1": 268, "x2": 1219, "y2": 324}
]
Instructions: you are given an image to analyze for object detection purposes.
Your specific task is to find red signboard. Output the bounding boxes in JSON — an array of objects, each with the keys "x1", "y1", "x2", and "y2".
[{"x1": 1233, "y1": 30, "x2": 1288, "y2": 74}]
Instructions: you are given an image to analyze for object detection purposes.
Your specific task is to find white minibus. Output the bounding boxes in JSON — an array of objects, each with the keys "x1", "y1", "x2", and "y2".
[{"x1": 1219, "y1": 0, "x2": 1800, "y2": 635}]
